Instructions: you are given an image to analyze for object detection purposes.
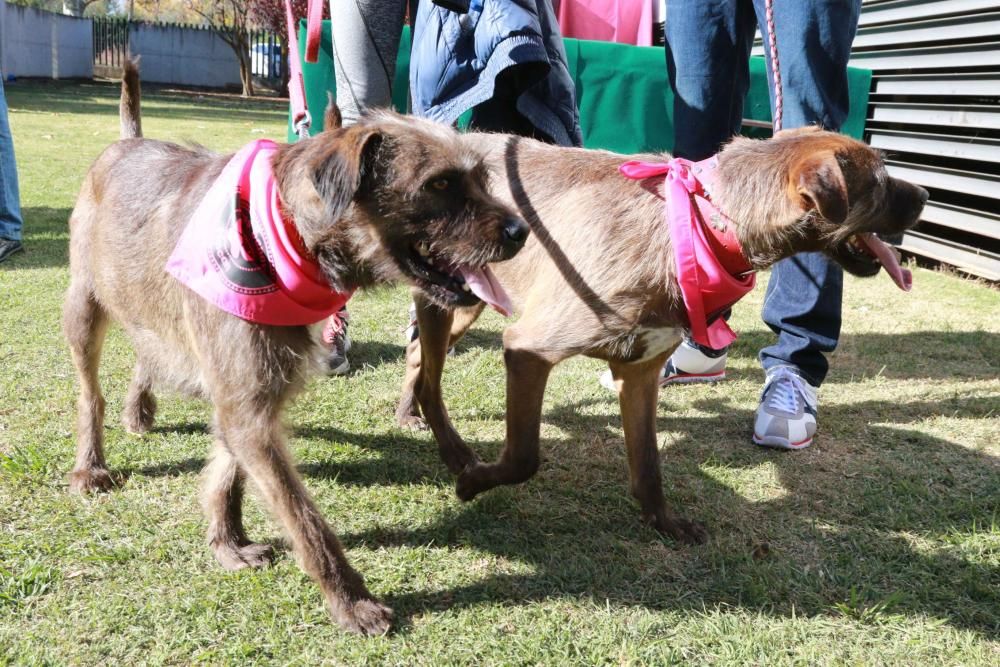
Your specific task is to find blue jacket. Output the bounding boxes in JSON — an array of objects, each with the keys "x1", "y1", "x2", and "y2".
[{"x1": 410, "y1": 0, "x2": 583, "y2": 147}]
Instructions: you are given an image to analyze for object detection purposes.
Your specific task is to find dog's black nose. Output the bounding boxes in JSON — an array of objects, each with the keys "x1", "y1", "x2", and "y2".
[{"x1": 503, "y1": 218, "x2": 530, "y2": 245}]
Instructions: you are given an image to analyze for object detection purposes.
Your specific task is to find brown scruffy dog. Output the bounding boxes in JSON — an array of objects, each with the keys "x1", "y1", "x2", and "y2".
[
  {"x1": 396, "y1": 129, "x2": 928, "y2": 545},
  {"x1": 63, "y1": 62, "x2": 527, "y2": 635}
]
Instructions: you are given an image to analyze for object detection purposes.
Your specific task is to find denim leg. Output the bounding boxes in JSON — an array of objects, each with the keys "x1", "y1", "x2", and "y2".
[
  {"x1": 665, "y1": 0, "x2": 757, "y2": 161},
  {"x1": 753, "y1": 0, "x2": 861, "y2": 387},
  {"x1": 0, "y1": 78, "x2": 23, "y2": 242}
]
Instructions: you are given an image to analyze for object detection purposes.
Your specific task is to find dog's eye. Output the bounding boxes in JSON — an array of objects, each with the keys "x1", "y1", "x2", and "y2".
[{"x1": 430, "y1": 178, "x2": 450, "y2": 191}]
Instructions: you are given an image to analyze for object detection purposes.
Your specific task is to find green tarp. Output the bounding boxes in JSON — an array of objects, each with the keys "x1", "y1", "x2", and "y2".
[{"x1": 290, "y1": 22, "x2": 871, "y2": 152}]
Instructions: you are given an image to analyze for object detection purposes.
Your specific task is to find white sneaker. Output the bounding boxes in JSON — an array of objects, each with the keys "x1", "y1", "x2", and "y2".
[
  {"x1": 753, "y1": 366, "x2": 818, "y2": 450},
  {"x1": 598, "y1": 339, "x2": 728, "y2": 391}
]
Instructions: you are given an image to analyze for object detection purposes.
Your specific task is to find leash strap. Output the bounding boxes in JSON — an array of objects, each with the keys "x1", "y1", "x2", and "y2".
[
  {"x1": 764, "y1": 0, "x2": 783, "y2": 132},
  {"x1": 285, "y1": 0, "x2": 312, "y2": 138},
  {"x1": 305, "y1": 0, "x2": 324, "y2": 63}
]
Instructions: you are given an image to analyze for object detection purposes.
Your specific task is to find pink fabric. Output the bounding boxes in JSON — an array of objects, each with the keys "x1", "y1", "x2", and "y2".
[
  {"x1": 619, "y1": 156, "x2": 756, "y2": 349},
  {"x1": 166, "y1": 139, "x2": 352, "y2": 326},
  {"x1": 557, "y1": 0, "x2": 653, "y2": 47}
]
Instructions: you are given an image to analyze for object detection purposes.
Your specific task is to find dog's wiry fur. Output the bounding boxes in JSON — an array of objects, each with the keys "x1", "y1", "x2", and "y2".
[
  {"x1": 397, "y1": 129, "x2": 927, "y2": 544},
  {"x1": 63, "y1": 61, "x2": 526, "y2": 635}
]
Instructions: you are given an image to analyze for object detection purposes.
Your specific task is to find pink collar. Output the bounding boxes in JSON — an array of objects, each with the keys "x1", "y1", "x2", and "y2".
[
  {"x1": 166, "y1": 139, "x2": 352, "y2": 325},
  {"x1": 619, "y1": 155, "x2": 755, "y2": 349}
]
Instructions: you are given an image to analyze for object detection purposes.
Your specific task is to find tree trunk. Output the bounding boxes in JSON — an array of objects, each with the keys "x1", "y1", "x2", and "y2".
[{"x1": 238, "y1": 50, "x2": 255, "y2": 97}]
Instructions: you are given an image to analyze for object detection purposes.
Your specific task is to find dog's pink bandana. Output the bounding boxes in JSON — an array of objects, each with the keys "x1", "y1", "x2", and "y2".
[
  {"x1": 166, "y1": 139, "x2": 352, "y2": 325},
  {"x1": 619, "y1": 155, "x2": 755, "y2": 349}
]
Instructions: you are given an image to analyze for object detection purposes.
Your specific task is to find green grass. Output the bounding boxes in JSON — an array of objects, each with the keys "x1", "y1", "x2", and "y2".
[{"x1": 1, "y1": 79, "x2": 998, "y2": 665}]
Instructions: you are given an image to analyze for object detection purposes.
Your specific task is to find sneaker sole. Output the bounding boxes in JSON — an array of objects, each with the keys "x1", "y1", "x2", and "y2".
[
  {"x1": 599, "y1": 370, "x2": 726, "y2": 392},
  {"x1": 324, "y1": 359, "x2": 350, "y2": 376},
  {"x1": 660, "y1": 371, "x2": 726, "y2": 386},
  {"x1": 752, "y1": 432, "x2": 813, "y2": 450}
]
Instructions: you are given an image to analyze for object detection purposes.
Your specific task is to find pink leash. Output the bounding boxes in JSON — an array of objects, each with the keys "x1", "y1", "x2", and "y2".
[
  {"x1": 764, "y1": 0, "x2": 782, "y2": 132},
  {"x1": 285, "y1": 0, "x2": 324, "y2": 138}
]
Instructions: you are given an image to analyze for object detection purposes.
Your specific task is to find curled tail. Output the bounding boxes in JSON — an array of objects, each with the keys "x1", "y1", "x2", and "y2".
[{"x1": 120, "y1": 57, "x2": 142, "y2": 139}]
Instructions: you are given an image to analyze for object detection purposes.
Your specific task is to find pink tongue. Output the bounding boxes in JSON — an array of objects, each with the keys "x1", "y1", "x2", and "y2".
[
  {"x1": 859, "y1": 233, "x2": 912, "y2": 292},
  {"x1": 458, "y1": 265, "x2": 514, "y2": 316}
]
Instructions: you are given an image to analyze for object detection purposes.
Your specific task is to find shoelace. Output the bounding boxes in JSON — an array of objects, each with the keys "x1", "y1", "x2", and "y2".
[
  {"x1": 763, "y1": 368, "x2": 813, "y2": 414},
  {"x1": 321, "y1": 311, "x2": 349, "y2": 345}
]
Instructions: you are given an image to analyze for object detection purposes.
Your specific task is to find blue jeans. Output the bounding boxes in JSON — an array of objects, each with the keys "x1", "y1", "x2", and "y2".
[
  {"x1": 665, "y1": 0, "x2": 860, "y2": 386},
  {"x1": 0, "y1": 77, "x2": 23, "y2": 242}
]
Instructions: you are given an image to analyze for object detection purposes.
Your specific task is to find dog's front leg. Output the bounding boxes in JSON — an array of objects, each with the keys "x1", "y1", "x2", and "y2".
[
  {"x1": 201, "y1": 436, "x2": 274, "y2": 570},
  {"x1": 215, "y1": 403, "x2": 392, "y2": 635},
  {"x1": 409, "y1": 295, "x2": 481, "y2": 475},
  {"x1": 456, "y1": 329, "x2": 553, "y2": 500},
  {"x1": 608, "y1": 354, "x2": 709, "y2": 545}
]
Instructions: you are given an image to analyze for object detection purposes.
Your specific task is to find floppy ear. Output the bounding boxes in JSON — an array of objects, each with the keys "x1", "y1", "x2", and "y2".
[
  {"x1": 791, "y1": 151, "x2": 849, "y2": 224},
  {"x1": 309, "y1": 125, "x2": 383, "y2": 222},
  {"x1": 322, "y1": 92, "x2": 342, "y2": 131}
]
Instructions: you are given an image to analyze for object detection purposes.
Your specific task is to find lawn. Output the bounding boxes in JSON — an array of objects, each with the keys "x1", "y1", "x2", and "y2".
[{"x1": 1, "y1": 79, "x2": 998, "y2": 665}]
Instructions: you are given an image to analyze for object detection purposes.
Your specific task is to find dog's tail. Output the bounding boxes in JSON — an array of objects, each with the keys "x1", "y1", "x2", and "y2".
[{"x1": 120, "y1": 57, "x2": 142, "y2": 139}]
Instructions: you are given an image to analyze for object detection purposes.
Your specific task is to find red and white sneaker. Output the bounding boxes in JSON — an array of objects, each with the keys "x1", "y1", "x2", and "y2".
[
  {"x1": 599, "y1": 339, "x2": 728, "y2": 391},
  {"x1": 752, "y1": 366, "x2": 818, "y2": 450},
  {"x1": 321, "y1": 308, "x2": 351, "y2": 376}
]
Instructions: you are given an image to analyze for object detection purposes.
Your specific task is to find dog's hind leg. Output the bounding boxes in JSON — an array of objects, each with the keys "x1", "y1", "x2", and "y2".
[
  {"x1": 455, "y1": 323, "x2": 555, "y2": 501},
  {"x1": 396, "y1": 298, "x2": 483, "y2": 430},
  {"x1": 122, "y1": 359, "x2": 157, "y2": 434},
  {"x1": 404, "y1": 296, "x2": 484, "y2": 474},
  {"x1": 607, "y1": 354, "x2": 708, "y2": 545},
  {"x1": 215, "y1": 401, "x2": 392, "y2": 635},
  {"x1": 64, "y1": 283, "x2": 114, "y2": 494},
  {"x1": 202, "y1": 436, "x2": 274, "y2": 570}
]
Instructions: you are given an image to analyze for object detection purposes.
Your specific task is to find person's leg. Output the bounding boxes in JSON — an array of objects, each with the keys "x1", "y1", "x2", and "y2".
[
  {"x1": 323, "y1": 0, "x2": 408, "y2": 373},
  {"x1": 665, "y1": 0, "x2": 756, "y2": 161},
  {"x1": 642, "y1": 0, "x2": 757, "y2": 385},
  {"x1": 0, "y1": 77, "x2": 24, "y2": 262},
  {"x1": 330, "y1": 0, "x2": 409, "y2": 126},
  {"x1": 751, "y1": 0, "x2": 861, "y2": 448}
]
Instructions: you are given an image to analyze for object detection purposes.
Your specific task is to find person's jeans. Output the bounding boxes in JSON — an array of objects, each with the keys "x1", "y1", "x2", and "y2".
[
  {"x1": 0, "y1": 77, "x2": 23, "y2": 242},
  {"x1": 665, "y1": 0, "x2": 861, "y2": 386}
]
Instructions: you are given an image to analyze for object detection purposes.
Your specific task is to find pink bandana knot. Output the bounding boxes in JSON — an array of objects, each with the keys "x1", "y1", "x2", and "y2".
[
  {"x1": 166, "y1": 139, "x2": 353, "y2": 325},
  {"x1": 620, "y1": 155, "x2": 755, "y2": 349}
]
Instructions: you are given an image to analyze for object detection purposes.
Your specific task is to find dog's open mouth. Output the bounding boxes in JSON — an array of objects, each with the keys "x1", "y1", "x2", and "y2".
[
  {"x1": 842, "y1": 233, "x2": 912, "y2": 291},
  {"x1": 404, "y1": 241, "x2": 514, "y2": 315}
]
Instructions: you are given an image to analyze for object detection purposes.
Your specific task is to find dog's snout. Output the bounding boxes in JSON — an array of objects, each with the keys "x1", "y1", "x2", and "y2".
[
  {"x1": 503, "y1": 217, "x2": 530, "y2": 246},
  {"x1": 918, "y1": 187, "x2": 929, "y2": 204}
]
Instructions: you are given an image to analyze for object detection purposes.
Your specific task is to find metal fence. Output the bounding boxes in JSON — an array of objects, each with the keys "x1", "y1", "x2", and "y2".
[
  {"x1": 92, "y1": 18, "x2": 285, "y2": 88},
  {"x1": 92, "y1": 17, "x2": 129, "y2": 69}
]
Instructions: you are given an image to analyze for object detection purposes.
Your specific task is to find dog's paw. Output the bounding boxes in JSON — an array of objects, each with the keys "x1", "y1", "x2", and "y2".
[
  {"x1": 397, "y1": 415, "x2": 426, "y2": 431},
  {"x1": 122, "y1": 411, "x2": 154, "y2": 435},
  {"x1": 212, "y1": 541, "x2": 275, "y2": 571},
  {"x1": 455, "y1": 465, "x2": 486, "y2": 501},
  {"x1": 654, "y1": 516, "x2": 709, "y2": 545},
  {"x1": 69, "y1": 467, "x2": 116, "y2": 494},
  {"x1": 122, "y1": 392, "x2": 157, "y2": 434},
  {"x1": 333, "y1": 597, "x2": 394, "y2": 636}
]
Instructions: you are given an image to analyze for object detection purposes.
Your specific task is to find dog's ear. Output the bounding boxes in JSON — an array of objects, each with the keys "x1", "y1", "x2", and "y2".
[
  {"x1": 309, "y1": 125, "x2": 383, "y2": 222},
  {"x1": 323, "y1": 92, "x2": 342, "y2": 131},
  {"x1": 790, "y1": 151, "x2": 849, "y2": 224}
]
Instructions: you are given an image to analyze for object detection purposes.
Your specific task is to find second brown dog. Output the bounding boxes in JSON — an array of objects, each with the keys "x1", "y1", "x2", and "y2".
[{"x1": 397, "y1": 128, "x2": 927, "y2": 543}]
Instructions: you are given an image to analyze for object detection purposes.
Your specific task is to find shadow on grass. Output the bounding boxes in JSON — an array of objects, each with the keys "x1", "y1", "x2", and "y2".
[
  {"x1": 116, "y1": 381, "x2": 999, "y2": 637},
  {"x1": 327, "y1": 392, "x2": 1000, "y2": 637},
  {"x1": 0, "y1": 207, "x2": 71, "y2": 271}
]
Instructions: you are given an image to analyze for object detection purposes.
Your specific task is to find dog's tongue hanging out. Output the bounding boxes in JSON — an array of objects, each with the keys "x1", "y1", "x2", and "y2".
[
  {"x1": 858, "y1": 233, "x2": 913, "y2": 291},
  {"x1": 458, "y1": 265, "x2": 513, "y2": 316}
]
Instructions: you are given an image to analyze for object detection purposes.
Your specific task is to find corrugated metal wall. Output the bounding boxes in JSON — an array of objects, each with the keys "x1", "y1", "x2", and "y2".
[{"x1": 759, "y1": 0, "x2": 1000, "y2": 280}]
